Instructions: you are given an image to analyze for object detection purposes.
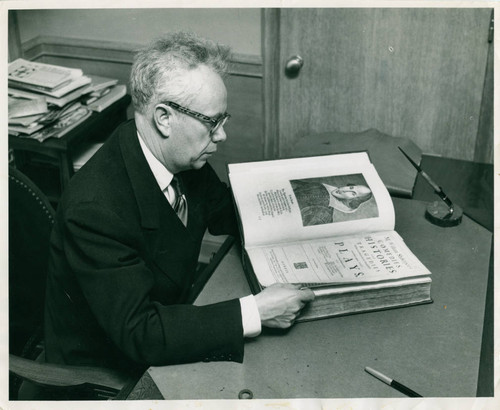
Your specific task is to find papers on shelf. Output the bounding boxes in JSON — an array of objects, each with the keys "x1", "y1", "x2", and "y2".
[{"x1": 8, "y1": 58, "x2": 83, "y2": 90}]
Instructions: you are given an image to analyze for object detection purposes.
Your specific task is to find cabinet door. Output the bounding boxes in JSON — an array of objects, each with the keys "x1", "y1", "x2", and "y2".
[{"x1": 270, "y1": 8, "x2": 492, "y2": 161}]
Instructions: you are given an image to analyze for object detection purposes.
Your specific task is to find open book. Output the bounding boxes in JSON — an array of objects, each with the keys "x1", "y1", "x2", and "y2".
[{"x1": 228, "y1": 152, "x2": 432, "y2": 321}]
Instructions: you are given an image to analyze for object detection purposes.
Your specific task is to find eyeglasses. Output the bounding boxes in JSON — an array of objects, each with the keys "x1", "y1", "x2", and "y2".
[{"x1": 162, "y1": 101, "x2": 230, "y2": 136}]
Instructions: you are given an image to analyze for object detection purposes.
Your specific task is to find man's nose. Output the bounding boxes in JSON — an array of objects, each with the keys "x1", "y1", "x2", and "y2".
[{"x1": 211, "y1": 126, "x2": 227, "y2": 143}]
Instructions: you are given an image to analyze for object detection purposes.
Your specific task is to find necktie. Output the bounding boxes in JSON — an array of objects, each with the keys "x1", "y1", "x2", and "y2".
[{"x1": 170, "y1": 176, "x2": 188, "y2": 226}]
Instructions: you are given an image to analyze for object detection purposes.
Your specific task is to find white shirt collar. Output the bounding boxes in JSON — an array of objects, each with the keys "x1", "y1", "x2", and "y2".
[{"x1": 137, "y1": 132, "x2": 173, "y2": 192}]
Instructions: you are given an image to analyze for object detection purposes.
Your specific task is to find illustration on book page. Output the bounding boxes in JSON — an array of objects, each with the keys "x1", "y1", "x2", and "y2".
[{"x1": 290, "y1": 173, "x2": 378, "y2": 226}]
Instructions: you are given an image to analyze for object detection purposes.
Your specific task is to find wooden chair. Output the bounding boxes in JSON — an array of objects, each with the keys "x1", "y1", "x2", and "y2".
[{"x1": 8, "y1": 166, "x2": 136, "y2": 400}]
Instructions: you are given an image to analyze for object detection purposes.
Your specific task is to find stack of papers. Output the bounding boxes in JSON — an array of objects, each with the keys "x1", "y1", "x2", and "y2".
[{"x1": 8, "y1": 58, "x2": 126, "y2": 142}]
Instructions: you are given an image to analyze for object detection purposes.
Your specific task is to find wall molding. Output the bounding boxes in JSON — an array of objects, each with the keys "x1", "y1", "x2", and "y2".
[{"x1": 22, "y1": 35, "x2": 263, "y2": 78}]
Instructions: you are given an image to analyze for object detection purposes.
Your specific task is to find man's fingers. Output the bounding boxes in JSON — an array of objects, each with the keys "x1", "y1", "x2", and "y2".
[
  {"x1": 300, "y1": 287, "x2": 316, "y2": 301},
  {"x1": 256, "y1": 283, "x2": 316, "y2": 328},
  {"x1": 280, "y1": 283, "x2": 315, "y2": 301}
]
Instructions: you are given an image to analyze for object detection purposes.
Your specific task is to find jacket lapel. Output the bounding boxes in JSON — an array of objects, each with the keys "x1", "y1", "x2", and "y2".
[
  {"x1": 116, "y1": 121, "x2": 198, "y2": 295},
  {"x1": 118, "y1": 120, "x2": 163, "y2": 230}
]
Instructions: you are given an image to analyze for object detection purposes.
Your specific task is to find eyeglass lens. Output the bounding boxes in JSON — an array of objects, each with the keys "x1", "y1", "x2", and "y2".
[{"x1": 211, "y1": 116, "x2": 229, "y2": 135}]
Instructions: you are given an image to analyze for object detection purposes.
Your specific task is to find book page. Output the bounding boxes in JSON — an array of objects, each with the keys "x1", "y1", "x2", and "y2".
[
  {"x1": 246, "y1": 231, "x2": 431, "y2": 287},
  {"x1": 228, "y1": 152, "x2": 394, "y2": 247}
]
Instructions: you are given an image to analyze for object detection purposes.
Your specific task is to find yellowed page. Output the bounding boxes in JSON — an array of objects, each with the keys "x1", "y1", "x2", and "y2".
[
  {"x1": 229, "y1": 152, "x2": 394, "y2": 247},
  {"x1": 246, "y1": 231, "x2": 431, "y2": 287}
]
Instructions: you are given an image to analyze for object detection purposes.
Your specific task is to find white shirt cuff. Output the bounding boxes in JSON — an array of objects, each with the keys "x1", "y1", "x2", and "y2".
[{"x1": 239, "y1": 295, "x2": 262, "y2": 338}]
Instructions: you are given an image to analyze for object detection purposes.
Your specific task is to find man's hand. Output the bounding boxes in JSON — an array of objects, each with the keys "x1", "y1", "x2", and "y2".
[{"x1": 254, "y1": 283, "x2": 315, "y2": 329}]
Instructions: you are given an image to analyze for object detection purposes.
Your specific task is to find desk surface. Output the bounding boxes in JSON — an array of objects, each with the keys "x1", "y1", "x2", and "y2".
[{"x1": 142, "y1": 198, "x2": 491, "y2": 399}]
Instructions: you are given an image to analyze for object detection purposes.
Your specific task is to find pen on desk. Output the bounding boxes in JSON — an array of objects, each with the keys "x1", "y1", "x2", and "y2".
[
  {"x1": 365, "y1": 366, "x2": 422, "y2": 398},
  {"x1": 398, "y1": 146, "x2": 453, "y2": 212}
]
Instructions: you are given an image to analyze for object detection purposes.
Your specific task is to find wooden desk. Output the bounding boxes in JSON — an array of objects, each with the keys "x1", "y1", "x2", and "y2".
[
  {"x1": 9, "y1": 95, "x2": 131, "y2": 202},
  {"x1": 127, "y1": 197, "x2": 491, "y2": 400},
  {"x1": 124, "y1": 155, "x2": 493, "y2": 400}
]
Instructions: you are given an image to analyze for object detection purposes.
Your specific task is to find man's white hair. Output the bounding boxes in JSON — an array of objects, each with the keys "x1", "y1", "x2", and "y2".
[{"x1": 130, "y1": 31, "x2": 231, "y2": 114}]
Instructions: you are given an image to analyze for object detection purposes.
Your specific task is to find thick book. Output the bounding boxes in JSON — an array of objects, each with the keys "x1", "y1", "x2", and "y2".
[
  {"x1": 8, "y1": 58, "x2": 83, "y2": 90},
  {"x1": 228, "y1": 152, "x2": 432, "y2": 321}
]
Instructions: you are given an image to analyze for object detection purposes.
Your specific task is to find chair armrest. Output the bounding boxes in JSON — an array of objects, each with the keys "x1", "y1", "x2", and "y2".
[{"x1": 9, "y1": 354, "x2": 131, "y2": 390}]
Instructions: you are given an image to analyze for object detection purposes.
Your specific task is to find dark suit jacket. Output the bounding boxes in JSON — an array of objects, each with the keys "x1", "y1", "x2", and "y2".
[
  {"x1": 44, "y1": 120, "x2": 243, "y2": 372},
  {"x1": 290, "y1": 180, "x2": 334, "y2": 226}
]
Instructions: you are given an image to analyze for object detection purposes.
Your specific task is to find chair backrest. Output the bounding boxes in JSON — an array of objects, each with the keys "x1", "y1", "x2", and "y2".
[{"x1": 9, "y1": 166, "x2": 55, "y2": 357}]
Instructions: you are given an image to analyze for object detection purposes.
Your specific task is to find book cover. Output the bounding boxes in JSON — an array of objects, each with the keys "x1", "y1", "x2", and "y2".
[
  {"x1": 86, "y1": 75, "x2": 119, "y2": 93},
  {"x1": 8, "y1": 95, "x2": 48, "y2": 119},
  {"x1": 10, "y1": 75, "x2": 92, "y2": 98},
  {"x1": 9, "y1": 113, "x2": 46, "y2": 128},
  {"x1": 8, "y1": 122, "x2": 46, "y2": 136},
  {"x1": 228, "y1": 152, "x2": 432, "y2": 321},
  {"x1": 87, "y1": 84, "x2": 127, "y2": 112},
  {"x1": 8, "y1": 58, "x2": 83, "y2": 90}
]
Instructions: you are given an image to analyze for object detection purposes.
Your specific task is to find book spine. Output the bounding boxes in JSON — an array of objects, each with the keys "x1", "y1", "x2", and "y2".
[{"x1": 241, "y1": 248, "x2": 263, "y2": 295}]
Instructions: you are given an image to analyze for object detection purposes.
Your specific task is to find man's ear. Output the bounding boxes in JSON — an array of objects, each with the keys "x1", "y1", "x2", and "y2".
[{"x1": 153, "y1": 103, "x2": 172, "y2": 138}]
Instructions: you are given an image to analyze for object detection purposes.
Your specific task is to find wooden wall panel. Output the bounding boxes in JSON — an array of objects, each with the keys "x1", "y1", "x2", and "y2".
[
  {"x1": 262, "y1": 8, "x2": 281, "y2": 160},
  {"x1": 277, "y1": 8, "x2": 492, "y2": 162},
  {"x1": 23, "y1": 36, "x2": 264, "y2": 182},
  {"x1": 475, "y1": 29, "x2": 494, "y2": 164}
]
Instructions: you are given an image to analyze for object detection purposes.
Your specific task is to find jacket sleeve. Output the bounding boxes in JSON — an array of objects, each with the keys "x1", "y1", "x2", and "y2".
[{"x1": 62, "y1": 202, "x2": 244, "y2": 366}]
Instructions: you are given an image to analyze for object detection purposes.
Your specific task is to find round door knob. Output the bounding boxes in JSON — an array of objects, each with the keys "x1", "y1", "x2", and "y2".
[{"x1": 285, "y1": 55, "x2": 304, "y2": 78}]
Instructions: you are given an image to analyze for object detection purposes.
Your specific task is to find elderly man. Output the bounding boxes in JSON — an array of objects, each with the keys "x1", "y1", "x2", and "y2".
[{"x1": 43, "y1": 32, "x2": 314, "y2": 373}]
